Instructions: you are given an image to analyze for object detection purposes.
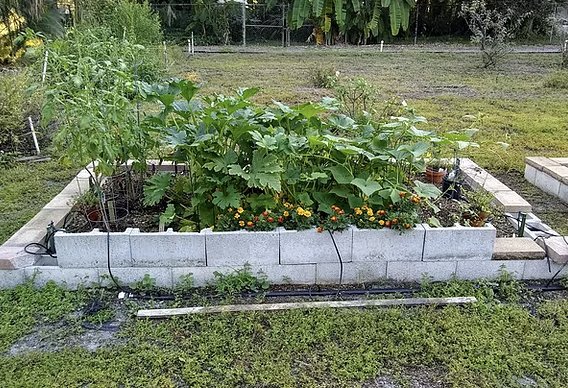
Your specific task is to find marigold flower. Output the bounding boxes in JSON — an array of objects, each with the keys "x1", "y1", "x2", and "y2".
[
  {"x1": 234, "y1": 213, "x2": 240, "y2": 219},
  {"x1": 228, "y1": 208, "x2": 233, "y2": 213},
  {"x1": 283, "y1": 211, "x2": 289, "y2": 217},
  {"x1": 369, "y1": 216, "x2": 376, "y2": 222},
  {"x1": 355, "y1": 208, "x2": 363, "y2": 215},
  {"x1": 247, "y1": 221, "x2": 253, "y2": 227},
  {"x1": 237, "y1": 207, "x2": 244, "y2": 214},
  {"x1": 268, "y1": 217, "x2": 274, "y2": 223},
  {"x1": 278, "y1": 216, "x2": 283, "y2": 223},
  {"x1": 331, "y1": 216, "x2": 337, "y2": 222},
  {"x1": 304, "y1": 211, "x2": 312, "y2": 218},
  {"x1": 239, "y1": 220, "x2": 245, "y2": 227},
  {"x1": 316, "y1": 226, "x2": 324, "y2": 233},
  {"x1": 379, "y1": 220, "x2": 385, "y2": 225},
  {"x1": 367, "y1": 208, "x2": 374, "y2": 217}
]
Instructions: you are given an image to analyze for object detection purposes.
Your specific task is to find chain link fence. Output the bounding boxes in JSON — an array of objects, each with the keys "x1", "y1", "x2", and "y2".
[{"x1": 151, "y1": 1, "x2": 568, "y2": 48}]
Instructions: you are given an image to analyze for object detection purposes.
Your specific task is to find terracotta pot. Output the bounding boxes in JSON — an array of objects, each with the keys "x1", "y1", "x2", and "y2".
[
  {"x1": 425, "y1": 166, "x2": 447, "y2": 184},
  {"x1": 86, "y1": 208, "x2": 101, "y2": 222}
]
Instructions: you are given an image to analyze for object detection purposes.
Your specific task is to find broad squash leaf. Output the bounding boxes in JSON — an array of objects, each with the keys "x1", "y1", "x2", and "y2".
[
  {"x1": 351, "y1": 178, "x2": 382, "y2": 197},
  {"x1": 327, "y1": 164, "x2": 354, "y2": 185},
  {"x1": 212, "y1": 185, "x2": 242, "y2": 209},
  {"x1": 143, "y1": 173, "x2": 172, "y2": 206}
]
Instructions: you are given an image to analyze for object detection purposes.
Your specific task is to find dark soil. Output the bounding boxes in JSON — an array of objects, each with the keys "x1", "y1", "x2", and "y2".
[{"x1": 491, "y1": 169, "x2": 568, "y2": 235}]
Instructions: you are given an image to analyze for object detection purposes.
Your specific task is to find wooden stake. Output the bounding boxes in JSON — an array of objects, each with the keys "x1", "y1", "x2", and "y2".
[
  {"x1": 28, "y1": 116, "x2": 41, "y2": 155},
  {"x1": 137, "y1": 296, "x2": 477, "y2": 318}
]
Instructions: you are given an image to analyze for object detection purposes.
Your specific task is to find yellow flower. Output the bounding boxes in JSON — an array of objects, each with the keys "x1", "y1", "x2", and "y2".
[
  {"x1": 283, "y1": 211, "x2": 289, "y2": 217},
  {"x1": 379, "y1": 220, "x2": 385, "y2": 225},
  {"x1": 239, "y1": 220, "x2": 245, "y2": 227},
  {"x1": 367, "y1": 208, "x2": 374, "y2": 217},
  {"x1": 355, "y1": 207, "x2": 362, "y2": 215},
  {"x1": 284, "y1": 202, "x2": 292, "y2": 208},
  {"x1": 234, "y1": 213, "x2": 240, "y2": 219},
  {"x1": 304, "y1": 211, "x2": 312, "y2": 218},
  {"x1": 237, "y1": 207, "x2": 244, "y2": 214},
  {"x1": 228, "y1": 208, "x2": 233, "y2": 213},
  {"x1": 296, "y1": 207, "x2": 305, "y2": 216},
  {"x1": 369, "y1": 216, "x2": 376, "y2": 222}
]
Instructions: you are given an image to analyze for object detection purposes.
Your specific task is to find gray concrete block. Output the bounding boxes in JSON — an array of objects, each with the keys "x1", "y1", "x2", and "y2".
[
  {"x1": 55, "y1": 229, "x2": 133, "y2": 268},
  {"x1": 534, "y1": 170, "x2": 561, "y2": 197},
  {"x1": 550, "y1": 157, "x2": 568, "y2": 166},
  {"x1": 525, "y1": 157, "x2": 560, "y2": 170},
  {"x1": 351, "y1": 226, "x2": 424, "y2": 262},
  {"x1": 535, "y1": 236, "x2": 568, "y2": 263},
  {"x1": 493, "y1": 238, "x2": 545, "y2": 260},
  {"x1": 559, "y1": 183, "x2": 568, "y2": 204},
  {"x1": 107, "y1": 267, "x2": 173, "y2": 288},
  {"x1": 543, "y1": 165, "x2": 568, "y2": 181},
  {"x1": 24, "y1": 266, "x2": 100, "y2": 289},
  {"x1": 316, "y1": 261, "x2": 387, "y2": 284},
  {"x1": 130, "y1": 229, "x2": 205, "y2": 267},
  {"x1": 279, "y1": 228, "x2": 352, "y2": 264},
  {"x1": 456, "y1": 260, "x2": 525, "y2": 280},
  {"x1": 422, "y1": 224, "x2": 495, "y2": 261},
  {"x1": 0, "y1": 269, "x2": 25, "y2": 289},
  {"x1": 523, "y1": 259, "x2": 568, "y2": 280},
  {"x1": 491, "y1": 190, "x2": 532, "y2": 213},
  {"x1": 387, "y1": 261, "x2": 457, "y2": 281},
  {"x1": 524, "y1": 163, "x2": 538, "y2": 185},
  {"x1": 204, "y1": 229, "x2": 280, "y2": 266}
]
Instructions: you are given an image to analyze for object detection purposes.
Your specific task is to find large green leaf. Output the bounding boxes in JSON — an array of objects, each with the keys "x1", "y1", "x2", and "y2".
[
  {"x1": 143, "y1": 173, "x2": 172, "y2": 206},
  {"x1": 351, "y1": 0, "x2": 361, "y2": 13},
  {"x1": 413, "y1": 180, "x2": 442, "y2": 199},
  {"x1": 335, "y1": 0, "x2": 346, "y2": 27},
  {"x1": 312, "y1": 0, "x2": 325, "y2": 17},
  {"x1": 212, "y1": 186, "x2": 242, "y2": 209},
  {"x1": 202, "y1": 150, "x2": 238, "y2": 173},
  {"x1": 351, "y1": 178, "x2": 382, "y2": 197},
  {"x1": 401, "y1": 0, "x2": 410, "y2": 31},
  {"x1": 327, "y1": 164, "x2": 354, "y2": 185},
  {"x1": 389, "y1": 0, "x2": 402, "y2": 36}
]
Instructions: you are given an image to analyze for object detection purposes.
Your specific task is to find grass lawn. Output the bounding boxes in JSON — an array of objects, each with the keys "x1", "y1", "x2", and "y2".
[
  {"x1": 2, "y1": 278, "x2": 568, "y2": 387},
  {"x1": 0, "y1": 161, "x2": 78, "y2": 245}
]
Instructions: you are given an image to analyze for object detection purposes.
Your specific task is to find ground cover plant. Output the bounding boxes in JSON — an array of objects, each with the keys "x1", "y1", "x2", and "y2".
[{"x1": 2, "y1": 276, "x2": 568, "y2": 387}]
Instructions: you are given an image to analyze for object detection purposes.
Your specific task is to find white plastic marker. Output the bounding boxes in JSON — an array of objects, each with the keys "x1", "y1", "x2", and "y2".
[
  {"x1": 564, "y1": 40, "x2": 568, "y2": 52},
  {"x1": 188, "y1": 38, "x2": 191, "y2": 54},
  {"x1": 28, "y1": 116, "x2": 41, "y2": 155},
  {"x1": 191, "y1": 32, "x2": 195, "y2": 55},
  {"x1": 380, "y1": 40, "x2": 384, "y2": 52},
  {"x1": 41, "y1": 50, "x2": 49, "y2": 85},
  {"x1": 163, "y1": 41, "x2": 167, "y2": 66}
]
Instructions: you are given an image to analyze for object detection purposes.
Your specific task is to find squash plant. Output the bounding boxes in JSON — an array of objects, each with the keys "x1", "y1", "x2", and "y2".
[{"x1": 140, "y1": 79, "x2": 441, "y2": 230}]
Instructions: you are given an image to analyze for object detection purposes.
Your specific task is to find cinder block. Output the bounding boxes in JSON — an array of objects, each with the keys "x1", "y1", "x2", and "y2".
[
  {"x1": 316, "y1": 261, "x2": 387, "y2": 284},
  {"x1": 130, "y1": 229, "x2": 205, "y2": 267},
  {"x1": 0, "y1": 269, "x2": 25, "y2": 289},
  {"x1": 422, "y1": 224, "x2": 495, "y2": 261},
  {"x1": 493, "y1": 237, "x2": 545, "y2": 260},
  {"x1": 525, "y1": 156, "x2": 560, "y2": 170},
  {"x1": 55, "y1": 229, "x2": 133, "y2": 268},
  {"x1": 550, "y1": 157, "x2": 568, "y2": 166},
  {"x1": 534, "y1": 171, "x2": 561, "y2": 197},
  {"x1": 491, "y1": 190, "x2": 532, "y2": 213},
  {"x1": 535, "y1": 236, "x2": 568, "y2": 263},
  {"x1": 107, "y1": 267, "x2": 173, "y2": 288},
  {"x1": 559, "y1": 183, "x2": 568, "y2": 204},
  {"x1": 387, "y1": 261, "x2": 457, "y2": 281},
  {"x1": 279, "y1": 228, "x2": 352, "y2": 264},
  {"x1": 456, "y1": 260, "x2": 525, "y2": 280},
  {"x1": 204, "y1": 229, "x2": 280, "y2": 266},
  {"x1": 524, "y1": 163, "x2": 538, "y2": 184},
  {"x1": 351, "y1": 226, "x2": 424, "y2": 262},
  {"x1": 543, "y1": 165, "x2": 568, "y2": 181},
  {"x1": 24, "y1": 266, "x2": 99, "y2": 289},
  {"x1": 523, "y1": 259, "x2": 568, "y2": 280}
]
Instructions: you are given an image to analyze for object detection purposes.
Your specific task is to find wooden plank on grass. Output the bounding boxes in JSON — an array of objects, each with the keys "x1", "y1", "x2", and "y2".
[{"x1": 137, "y1": 297, "x2": 477, "y2": 318}]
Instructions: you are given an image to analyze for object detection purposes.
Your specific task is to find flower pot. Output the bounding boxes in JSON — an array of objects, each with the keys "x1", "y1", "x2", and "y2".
[{"x1": 425, "y1": 166, "x2": 446, "y2": 184}]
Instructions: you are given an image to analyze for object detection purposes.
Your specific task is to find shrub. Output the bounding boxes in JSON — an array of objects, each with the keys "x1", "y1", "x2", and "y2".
[
  {"x1": 213, "y1": 265, "x2": 270, "y2": 296},
  {"x1": 0, "y1": 70, "x2": 36, "y2": 151},
  {"x1": 309, "y1": 67, "x2": 338, "y2": 88},
  {"x1": 544, "y1": 71, "x2": 568, "y2": 89},
  {"x1": 78, "y1": 0, "x2": 163, "y2": 45}
]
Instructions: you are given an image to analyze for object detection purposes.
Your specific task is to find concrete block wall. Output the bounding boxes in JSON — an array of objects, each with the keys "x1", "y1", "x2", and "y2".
[{"x1": 525, "y1": 157, "x2": 568, "y2": 204}]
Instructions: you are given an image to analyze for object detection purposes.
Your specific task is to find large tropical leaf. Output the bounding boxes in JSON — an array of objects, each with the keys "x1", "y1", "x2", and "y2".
[
  {"x1": 334, "y1": 0, "x2": 346, "y2": 27},
  {"x1": 389, "y1": 0, "x2": 402, "y2": 36},
  {"x1": 313, "y1": 0, "x2": 325, "y2": 17}
]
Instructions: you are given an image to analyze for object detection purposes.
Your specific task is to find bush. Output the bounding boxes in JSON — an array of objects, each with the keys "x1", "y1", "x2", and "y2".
[
  {"x1": 0, "y1": 71, "x2": 35, "y2": 151},
  {"x1": 545, "y1": 71, "x2": 568, "y2": 89},
  {"x1": 78, "y1": 0, "x2": 162, "y2": 45}
]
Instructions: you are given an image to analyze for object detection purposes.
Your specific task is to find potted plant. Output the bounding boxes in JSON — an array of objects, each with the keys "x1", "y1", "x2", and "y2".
[
  {"x1": 425, "y1": 143, "x2": 448, "y2": 184},
  {"x1": 73, "y1": 191, "x2": 102, "y2": 222},
  {"x1": 461, "y1": 190, "x2": 494, "y2": 227}
]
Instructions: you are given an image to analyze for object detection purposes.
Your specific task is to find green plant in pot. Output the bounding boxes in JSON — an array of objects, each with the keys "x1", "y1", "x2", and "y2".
[
  {"x1": 461, "y1": 189, "x2": 494, "y2": 227},
  {"x1": 425, "y1": 142, "x2": 449, "y2": 184},
  {"x1": 73, "y1": 191, "x2": 102, "y2": 222}
]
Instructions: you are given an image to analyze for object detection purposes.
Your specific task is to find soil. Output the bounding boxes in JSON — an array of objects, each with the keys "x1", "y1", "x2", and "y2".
[{"x1": 490, "y1": 169, "x2": 568, "y2": 235}]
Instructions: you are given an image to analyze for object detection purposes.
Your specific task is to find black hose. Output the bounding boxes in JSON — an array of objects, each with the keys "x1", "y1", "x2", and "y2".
[{"x1": 328, "y1": 230, "x2": 344, "y2": 285}]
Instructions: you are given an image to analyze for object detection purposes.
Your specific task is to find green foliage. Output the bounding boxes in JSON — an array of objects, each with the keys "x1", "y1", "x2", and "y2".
[
  {"x1": 544, "y1": 70, "x2": 568, "y2": 89},
  {"x1": 140, "y1": 79, "x2": 443, "y2": 231},
  {"x1": 291, "y1": 0, "x2": 414, "y2": 40},
  {"x1": 0, "y1": 280, "x2": 83, "y2": 352},
  {"x1": 309, "y1": 66, "x2": 339, "y2": 88},
  {"x1": 41, "y1": 27, "x2": 161, "y2": 178},
  {"x1": 212, "y1": 265, "x2": 270, "y2": 296},
  {"x1": 184, "y1": 0, "x2": 242, "y2": 45},
  {"x1": 333, "y1": 76, "x2": 377, "y2": 119},
  {"x1": 0, "y1": 70, "x2": 35, "y2": 151},
  {"x1": 133, "y1": 274, "x2": 157, "y2": 293},
  {"x1": 78, "y1": 0, "x2": 163, "y2": 45}
]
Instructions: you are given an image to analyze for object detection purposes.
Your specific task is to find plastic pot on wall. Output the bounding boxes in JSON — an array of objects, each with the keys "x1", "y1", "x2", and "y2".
[{"x1": 425, "y1": 166, "x2": 446, "y2": 184}]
